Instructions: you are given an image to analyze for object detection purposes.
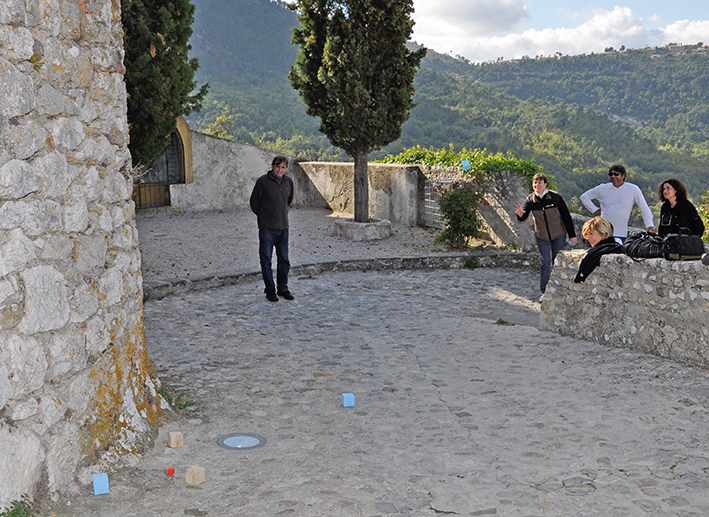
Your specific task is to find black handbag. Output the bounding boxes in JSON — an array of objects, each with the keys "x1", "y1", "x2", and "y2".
[
  {"x1": 623, "y1": 230, "x2": 705, "y2": 261},
  {"x1": 622, "y1": 232, "x2": 665, "y2": 259},
  {"x1": 663, "y1": 230, "x2": 706, "y2": 260}
]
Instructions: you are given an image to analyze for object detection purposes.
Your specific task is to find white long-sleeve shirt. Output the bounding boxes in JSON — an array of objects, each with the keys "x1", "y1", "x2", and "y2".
[{"x1": 580, "y1": 182, "x2": 655, "y2": 237}]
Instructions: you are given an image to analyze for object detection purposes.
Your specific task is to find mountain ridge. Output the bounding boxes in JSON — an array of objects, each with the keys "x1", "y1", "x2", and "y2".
[{"x1": 186, "y1": 0, "x2": 709, "y2": 205}]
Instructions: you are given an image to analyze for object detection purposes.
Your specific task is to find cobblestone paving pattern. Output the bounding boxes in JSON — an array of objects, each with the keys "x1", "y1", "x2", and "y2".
[{"x1": 52, "y1": 268, "x2": 709, "y2": 516}]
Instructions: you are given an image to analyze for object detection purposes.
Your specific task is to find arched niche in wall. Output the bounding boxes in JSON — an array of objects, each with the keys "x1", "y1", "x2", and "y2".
[{"x1": 132, "y1": 116, "x2": 194, "y2": 208}]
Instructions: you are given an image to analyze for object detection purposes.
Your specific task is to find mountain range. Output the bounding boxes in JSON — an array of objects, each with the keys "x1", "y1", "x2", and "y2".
[{"x1": 186, "y1": 0, "x2": 709, "y2": 209}]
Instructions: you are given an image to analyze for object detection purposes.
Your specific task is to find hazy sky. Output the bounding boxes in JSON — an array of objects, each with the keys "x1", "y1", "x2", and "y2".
[{"x1": 411, "y1": 0, "x2": 709, "y2": 62}]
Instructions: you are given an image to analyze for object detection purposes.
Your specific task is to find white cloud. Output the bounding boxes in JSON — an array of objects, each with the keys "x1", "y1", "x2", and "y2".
[
  {"x1": 662, "y1": 19, "x2": 709, "y2": 45},
  {"x1": 413, "y1": 5, "x2": 709, "y2": 63},
  {"x1": 414, "y1": 0, "x2": 529, "y2": 38}
]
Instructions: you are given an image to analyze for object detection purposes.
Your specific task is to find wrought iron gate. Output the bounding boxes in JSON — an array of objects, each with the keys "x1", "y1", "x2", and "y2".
[
  {"x1": 132, "y1": 131, "x2": 185, "y2": 209},
  {"x1": 424, "y1": 179, "x2": 453, "y2": 229}
]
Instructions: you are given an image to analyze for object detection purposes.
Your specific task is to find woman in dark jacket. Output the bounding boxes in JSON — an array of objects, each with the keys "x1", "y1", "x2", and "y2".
[
  {"x1": 515, "y1": 173, "x2": 577, "y2": 298},
  {"x1": 657, "y1": 178, "x2": 705, "y2": 237},
  {"x1": 574, "y1": 217, "x2": 623, "y2": 283}
]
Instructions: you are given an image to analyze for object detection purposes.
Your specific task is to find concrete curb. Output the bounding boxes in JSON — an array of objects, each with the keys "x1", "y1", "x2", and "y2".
[{"x1": 142, "y1": 250, "x2": 539, "y2": 301}]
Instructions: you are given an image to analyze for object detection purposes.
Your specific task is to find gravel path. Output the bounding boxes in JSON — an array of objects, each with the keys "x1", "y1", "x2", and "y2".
[{"x1": 136, "y1": 207, "x2": 449, "y2": 283}]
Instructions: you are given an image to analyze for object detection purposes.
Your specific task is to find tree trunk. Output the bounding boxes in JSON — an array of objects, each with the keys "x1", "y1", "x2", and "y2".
[{"x1": 353, "y1": 151, "x2": 369, "y2": 223}]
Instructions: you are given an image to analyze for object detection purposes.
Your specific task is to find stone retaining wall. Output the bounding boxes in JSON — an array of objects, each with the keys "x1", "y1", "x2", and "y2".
[
  {"x1": 540, "y1": 251, "x2": 709, "y2": 368},
  {"x1": 1, "y1": 0, "x2": 164, "y2": 506}
]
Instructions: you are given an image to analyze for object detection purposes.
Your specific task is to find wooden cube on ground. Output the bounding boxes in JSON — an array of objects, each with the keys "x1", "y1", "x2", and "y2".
[
  {"x1": 186, "y1": 466, "x2": 206, "y2": 485},
  {"x1": 168, "y1": 431, "x2": 183, "y2": 448}
]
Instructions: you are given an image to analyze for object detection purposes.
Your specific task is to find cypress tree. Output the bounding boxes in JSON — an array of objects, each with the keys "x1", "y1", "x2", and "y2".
[
  {"x1": 289, "y1": 0, "x2": 425, "y2": 222},
  {"x1": 122, "y1": 0, "x2": 208, "y2": 166}
]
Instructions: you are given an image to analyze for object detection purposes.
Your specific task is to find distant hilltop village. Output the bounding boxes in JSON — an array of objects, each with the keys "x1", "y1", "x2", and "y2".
[{"x1": 442, "y1": 41, "x2": 709, "y2": 65}]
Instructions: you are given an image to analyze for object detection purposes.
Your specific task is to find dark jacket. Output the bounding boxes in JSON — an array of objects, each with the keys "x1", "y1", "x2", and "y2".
[
  {"x1": 517, "y1": 190, "x2": 576, "y2": 241},
  {"x1": 249, "y1": 171, "x2": 294, "y2": 230},
  {"x1": 658, "y1": 198, "x2": 705, "y2": 237},
  {"x1": 574, "y1": 236, "x2": 623, "y2": 283}
]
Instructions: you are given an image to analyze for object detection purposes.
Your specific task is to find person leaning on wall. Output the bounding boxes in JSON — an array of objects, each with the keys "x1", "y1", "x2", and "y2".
[
  {"x1": 515, "y1": 173, "x2": 577, "y2": 301},
  {"x1": 657, "y1": 178, "x2": 705, "y2": 237},
  {"x1": 574, "y1": 217, "x2": 623, "y2": 283}
]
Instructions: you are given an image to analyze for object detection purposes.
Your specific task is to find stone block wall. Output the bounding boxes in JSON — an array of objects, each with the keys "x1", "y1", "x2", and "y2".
[
  {"x1": 421, "y1": 166, "x2": 539, "y2": 250},
  {"x1": 1, "y1": 0, "x2": 163, "y2": 505},
  {"x1": 540, "y1": 251, "x2": 709, "y2": 368},
  {"x1": 173, "y1": 134, "x2": 546, "y2": 249}
]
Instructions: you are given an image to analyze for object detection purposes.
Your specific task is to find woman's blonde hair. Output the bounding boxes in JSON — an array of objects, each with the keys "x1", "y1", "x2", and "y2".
[{"x1": 582, "y1": 216, "x2": 614, "y2": 240}]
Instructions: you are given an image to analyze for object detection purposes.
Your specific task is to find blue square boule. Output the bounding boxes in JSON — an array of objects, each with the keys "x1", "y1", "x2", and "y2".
[
  {"x1": 93, "y1": 472, "x2": 109, "y2": 495},
  {"x1": 342, "y1": 393, "x2": 355, "y2": 407}
]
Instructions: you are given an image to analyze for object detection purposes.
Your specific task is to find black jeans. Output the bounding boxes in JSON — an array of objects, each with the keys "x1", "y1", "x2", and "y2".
[{"x1": 258, "y1": 228, "x2": 290, "y2": 293}]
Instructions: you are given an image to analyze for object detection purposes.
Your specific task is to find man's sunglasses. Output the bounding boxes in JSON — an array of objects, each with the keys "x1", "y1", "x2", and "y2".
[{"x1": 608, "y1": 172, "x2": 622, "y2": 177}]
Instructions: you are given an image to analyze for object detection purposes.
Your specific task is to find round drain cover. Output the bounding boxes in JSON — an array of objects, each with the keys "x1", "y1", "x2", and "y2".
[{"x1": 217, "y1": 434, "x2": 266, "y2": 450}]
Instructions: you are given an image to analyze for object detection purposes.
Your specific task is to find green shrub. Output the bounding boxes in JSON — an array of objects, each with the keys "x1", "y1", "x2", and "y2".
[
  {"x1": 376, "y1": 144, "x2": 547, "y2": 189},
  {"x1": 436, "y1": 180, "x2": 486, "y2": 249},
  {"x1": 0, "y1": 495, "x2": 40, "y2": 517},
  {"x1": 157, "y1": 384, "x2": 194, "y2": 411},
  {"x1": 463, "y1": 256, "x2": 479, "y2": 270}
]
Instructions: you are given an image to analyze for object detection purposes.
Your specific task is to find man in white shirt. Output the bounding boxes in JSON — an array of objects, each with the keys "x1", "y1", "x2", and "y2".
[{"x1": 580, "y1": 164, "x2": 656, "y2": 242}]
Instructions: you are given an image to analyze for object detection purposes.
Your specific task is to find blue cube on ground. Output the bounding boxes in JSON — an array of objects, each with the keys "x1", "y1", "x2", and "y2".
[
  {"x1": 342, "y1": 393, "x2": 355, "y2": 407},
  {"x1": 93, "y1": 473, "x2": 109, "y2": 495}
]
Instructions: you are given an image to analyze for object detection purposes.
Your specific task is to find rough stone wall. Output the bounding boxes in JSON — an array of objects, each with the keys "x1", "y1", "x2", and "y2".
[
  {"x1": 540, "y1": 251, "x2": 709, "y2": 368},
  {"x1": 420, "y1": 166, "x2": 538, "y2": 249},
  {"x1": 1, "y1": 0, "x2": 163, "y2": 505}
]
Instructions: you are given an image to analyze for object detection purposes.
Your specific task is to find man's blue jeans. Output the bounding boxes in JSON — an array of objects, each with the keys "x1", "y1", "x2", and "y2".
[
  {"x1": 259, "y1": 228, "x2": 290, "y2": 293},
  {"x1": 536, "y1": 235, "x2": 567, "y2": 293}
]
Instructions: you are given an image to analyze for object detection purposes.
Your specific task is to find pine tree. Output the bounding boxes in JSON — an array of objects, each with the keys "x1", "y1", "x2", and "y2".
[
  {"x1": 289, "y1": 0, "x2": 425, "y2": 222},
  {"x1": 122, "y1": 0, "x2": 208, "y2": 166}
]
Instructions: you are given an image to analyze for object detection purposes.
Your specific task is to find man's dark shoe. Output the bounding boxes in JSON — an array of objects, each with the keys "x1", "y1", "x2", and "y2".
[
  {"x1": 277, "y1": 291, "x2": 295, "y2": 300},
  {"x1": 703, "y1": 253, "x2": 709, "y2": 266},
  {"x1": 265, "y1": 291, "x2": 279, "y2": 302}
]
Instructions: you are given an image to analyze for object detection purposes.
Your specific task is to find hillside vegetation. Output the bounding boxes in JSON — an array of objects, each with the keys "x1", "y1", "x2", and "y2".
[
  {"x1": 449, "y1": 45, "x2": 709, "y2": 155},
  {"x1": 186, "y1": 0, "x2": 709, "y2": 208}
]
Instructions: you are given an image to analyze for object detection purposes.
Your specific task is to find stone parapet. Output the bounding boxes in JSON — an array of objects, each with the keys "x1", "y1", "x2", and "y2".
[
  {"x1": 296, "y1": 162, "x2": 424, "y2": 226},
  {"x1": 174, "y1": 144, "x2": 543, "y2": 251},
  {"x1": 143, "y1": 251, "x2": 539, "y2": 301},
  {"x1": 540, "y1": 251, "x2": 709, "y2": 368}
]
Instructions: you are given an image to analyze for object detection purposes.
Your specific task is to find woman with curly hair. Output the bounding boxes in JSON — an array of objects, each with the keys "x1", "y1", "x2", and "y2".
[{"x1": 657, "y1": 178, "x2": 705, "y2": 237}]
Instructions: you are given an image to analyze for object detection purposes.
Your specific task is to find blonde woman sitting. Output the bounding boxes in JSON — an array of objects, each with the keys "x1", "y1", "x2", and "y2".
[{"x1": 574, "y1": 217, "x2": 623, "y2": 283}]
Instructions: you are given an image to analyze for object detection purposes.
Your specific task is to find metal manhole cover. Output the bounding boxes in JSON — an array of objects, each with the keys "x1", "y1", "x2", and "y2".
[{"x1": 217, "y1": 434, "x2": 266, "y2": 449}]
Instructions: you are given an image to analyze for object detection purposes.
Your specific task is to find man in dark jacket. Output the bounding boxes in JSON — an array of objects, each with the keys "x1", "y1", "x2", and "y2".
[
  {"x1": 250, "y1": 156, "x2": 294, "y2": 302},
  {"x1": 515, "y1": 173, "x2": 577, "y2": 299}
]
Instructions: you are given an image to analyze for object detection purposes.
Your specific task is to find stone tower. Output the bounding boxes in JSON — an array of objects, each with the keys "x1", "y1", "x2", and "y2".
[{"x1": 1, "y1": 0, "x2": 164, "y2": 504}]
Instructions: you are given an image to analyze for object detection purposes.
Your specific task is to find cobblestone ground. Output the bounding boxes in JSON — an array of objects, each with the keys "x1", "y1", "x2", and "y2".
[{"x1": 50, "y1": 268, "x2": 709, "y2": 516}]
